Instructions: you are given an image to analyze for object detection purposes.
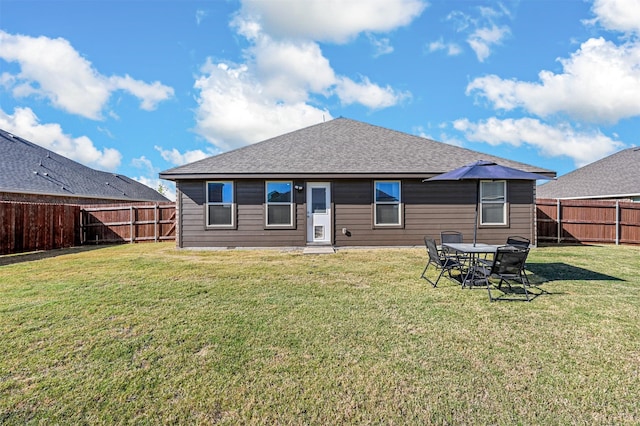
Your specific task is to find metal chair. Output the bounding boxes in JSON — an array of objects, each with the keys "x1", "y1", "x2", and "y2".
[
  {"x1": 440, "y1": 231, "x2": 463, "y2": 244},
  {"x1": 479, "y1": 246, "x2": 534, "y2": 301},
  {"x1": 505, "y1": 236, "x2": 531, "y2": 281},
  {"x1": 421, "y1": 237, "x2": 462, "y2": 287},
  {"x1": 506, "y1": 236, "x2": 530, "y2": 249},
  {"x1": 440, "y1": 231, "x2": 470, "y2": 265}
]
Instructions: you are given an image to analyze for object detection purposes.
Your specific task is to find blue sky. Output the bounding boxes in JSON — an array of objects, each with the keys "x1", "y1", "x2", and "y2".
[{"x1": 1, "y1": 0, "x2": 639, "y2": 200}]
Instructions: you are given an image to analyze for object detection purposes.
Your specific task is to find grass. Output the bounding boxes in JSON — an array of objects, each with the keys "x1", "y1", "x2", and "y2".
[{"x1": 1, "y1": 242, "x2": 639, "y2": 424}]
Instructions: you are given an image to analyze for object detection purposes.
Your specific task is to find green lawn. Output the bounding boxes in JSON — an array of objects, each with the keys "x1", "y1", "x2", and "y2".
[{"x1": 1, "y1": 243, "x2": 639, "y2": 424}]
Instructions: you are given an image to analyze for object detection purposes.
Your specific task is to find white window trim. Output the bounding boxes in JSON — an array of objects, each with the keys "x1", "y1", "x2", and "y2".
[
  {"x1": 265, "y1": 181, "x2": 294, "y2": 227},
  {"x1": 374, "y1": 180, "x2": 402, "y2": 227},
  {"x1": 206, "y1": 181, "x2": 235, "y2": 228},
  {"x1": 480, "y1": 180, "x2": 507, "y2": 226}
]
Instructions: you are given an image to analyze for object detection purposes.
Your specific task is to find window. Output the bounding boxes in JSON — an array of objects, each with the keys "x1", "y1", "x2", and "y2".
[
  {"x1": 374, "y1": 181, "x2": 401, "y2": 226},
  {"x1": 311, "y1": 187, "x2": 327, "y2": 214},
  {"x1": 206, "y1": 181, "x2": 234, "y2": 227},
  {"x1": 266, "y1": 181, "x2": 293, "y2": 226},
  {"x1": 480, "y1": 180, "x2": 507, "y2": 225}
]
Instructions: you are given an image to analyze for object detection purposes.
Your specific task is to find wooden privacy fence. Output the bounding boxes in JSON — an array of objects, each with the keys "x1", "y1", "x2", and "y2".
[
  {"x1": 537, "y1": 198, "x2": 640, "y2": 245},
  {"x1": 81, "y1": 202, "x2": 176, "y2": 244},
  {"x1": 0, "y1": 202, "x2": 81, "y2": 255},
  {"x1": 1, "y1": 201, "x2": 176, "y2": 255}
]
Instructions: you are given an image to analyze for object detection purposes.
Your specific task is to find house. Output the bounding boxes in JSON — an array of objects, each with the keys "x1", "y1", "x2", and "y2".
[
  {"x1": 537, "y1": 147, "x2": 640, "y2": 201},
  {"x1": 1, "y1": 128, "x2": 169, "y2": 204},
  {"x1": 159, "y1": 118, "x2": 555, "y2": 249}
]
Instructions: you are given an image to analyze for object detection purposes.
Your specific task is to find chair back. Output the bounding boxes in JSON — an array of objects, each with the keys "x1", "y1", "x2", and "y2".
[
  {"x1": 441, "y1": 231, "x2": 463, "y2": 244},
  {"x1": 506, "y1": 236, "x2": 530, "y2": 248},
  {"x1": 424, "y1": 237, "x2": 444, "y2": 266},
  {"x1": 491, "y1": 246, "x2": 528, "y2": 276}
]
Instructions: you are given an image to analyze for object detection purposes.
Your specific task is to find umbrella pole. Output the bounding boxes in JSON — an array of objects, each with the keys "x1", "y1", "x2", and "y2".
[{"x1": 473, "y1": 181, "x2": 479, "y2": 246}]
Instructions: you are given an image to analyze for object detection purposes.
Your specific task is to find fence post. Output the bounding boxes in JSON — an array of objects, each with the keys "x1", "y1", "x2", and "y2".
[
  {"x1": 154, "y1": 203, "x2": 159, "y2": 242},
  {"x1": 615, "y1": 200, "x2": 620, "y2": 245},
  {"x1": 556, "y1": 198, "x2": 561, "y2": 244},
  {"x1": 130, "y1": 205, "x2": 134, "y2": 243},
  {"x1": 79, "y1": 208, "x2": 84, "y2": 245}
]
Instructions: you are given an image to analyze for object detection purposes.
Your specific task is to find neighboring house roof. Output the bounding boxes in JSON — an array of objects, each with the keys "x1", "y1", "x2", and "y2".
[
  {"x1": 537, "y1": 147, "x2": 640, "y2": 200},
  {"x1": 1, "y1": 129, "x2": 168, "y2": 202},
  {"x1": 160, "y1": 118, "x2": 555, "y2": 179}
]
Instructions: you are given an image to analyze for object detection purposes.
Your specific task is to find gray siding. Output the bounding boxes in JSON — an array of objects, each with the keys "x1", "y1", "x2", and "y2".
[
  {"x1": 178, "y1": 180, "x2": 306, "y2": 247},
  {"x1": 176, "y1": 178, "x2": 536, "y2": 248}
]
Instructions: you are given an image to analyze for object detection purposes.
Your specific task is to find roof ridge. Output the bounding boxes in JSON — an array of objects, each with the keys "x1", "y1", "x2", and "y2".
[{"x1": 160, "y1": 119, "x2": 554, "y2": 178}]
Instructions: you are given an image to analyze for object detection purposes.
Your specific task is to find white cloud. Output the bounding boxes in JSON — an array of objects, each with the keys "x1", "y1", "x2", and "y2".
[
  {"x1": 133, "y1": 176, "x2": 176, "y2": 202},
  {"x1": 237, "y1": 0, "x2": 426, "y2": 43},
  {"x1": 194, "y1": 1, "x2": 421, "y2": 151},
  {"x1": 154, "y1": 145, "x2": 211, "y2": 166},
  {"x1": 453, "y1": 117, "x2": 624, "y2": 167},
  {"x1": 369, "y1": 35, "x2": 394, "y2": 57},
  {"x1": 131, "y1": 155, "x2": 157, "y2": 175},
  {"x1": 415, "y1": 125, "x2": 464, "y2": 147},
  {"x1": 196, "y1": 9, "x2": 208, "y2": 26},
  {"x1": 466, "y1": 37, "x2": 640, "y2": 123},
  {"x1": 110, "y1": 75, "x2": 174, "y2": 112},
  {"x1": 335, "y1": 76, "x2": 410, "y2": 109},
  {"x1": 591, "y1": 0, "x2": 640, "y2": 34},
  {"x1": 467, "y1": 24, "x2": 510, "y2": 62},
  {"x1": 427, "y1": 38, "x2": 462, "y2": 56},
  {"x1": 444, "y1": 5, "x2": 511, "y2": 62},
  {"x1": 194, "y1": 61, "x2": 331, "y2": 151},
  {"x1": 251, "y1": 37, "x2": 336, "y2": 103},
  {"x1": 131, "y1": 156, "x2": 176, "y2": 201},
  {"x1": 0, "y1": 106, "x2": 122, "y2": 170},
  {"x1": 0, "y1": 31, "x2": 174, "y2": 119}
]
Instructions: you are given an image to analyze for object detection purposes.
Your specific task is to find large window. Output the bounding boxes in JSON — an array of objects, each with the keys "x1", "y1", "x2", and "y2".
[
  {"x1": 266, "y1": 181, "x2": 293, "y2": 227},
  {"x1": 480, "y1": 180, "x2": 507, "y2": 225},
  {"x1": 374, "y1": 181, "x2": 401, "y2": 226},
  {"x1": 207, "y1": 181, "x2": 234, "y2": 227}
]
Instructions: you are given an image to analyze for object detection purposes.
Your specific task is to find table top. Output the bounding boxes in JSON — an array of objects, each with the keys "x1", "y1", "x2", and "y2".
[{"x1": 442, "y1": 242, "x2": 502, "y2": 254}]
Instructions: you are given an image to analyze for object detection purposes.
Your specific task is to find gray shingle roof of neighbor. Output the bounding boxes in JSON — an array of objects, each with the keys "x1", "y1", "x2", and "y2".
[
  {"x1": 536, "y1": 147, "x2": 640, "y2": 200},
  {"x1": 0, "y1": 128, "x2": 169, "y2": 202},
  {"x1": 160, "y1": 117, "x2": 555, "y2": 179}
]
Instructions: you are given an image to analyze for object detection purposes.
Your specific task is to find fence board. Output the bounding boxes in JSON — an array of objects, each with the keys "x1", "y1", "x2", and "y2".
[
  {"x1": 0, "y1": 202, "x2": 81, "y2": 255},
  {"x1": 80, "y1": 202, "x2": 175, "y2": 244},
  {"x1": 536, "y1": 198, "x2": 640, "y2": 245},
  {"x1": 1, "y1": 201, "x2": 175, "y2": 255}
]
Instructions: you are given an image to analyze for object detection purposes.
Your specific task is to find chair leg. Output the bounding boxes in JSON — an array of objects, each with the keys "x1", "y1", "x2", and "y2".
[
  {"x1": 421, "y1": 261, "x2": 438, "y2": 287},
  {"x1": 498, "y1": 276, "x2": 532, "y2": 302},
  {"x1": 420, "y1": 262, "x2": 429, "y2": 279},
  {"x1": 519, "y1": 273, "x2": 531, "y2": 301},
  {"x1": 485, "y1": 276, "x2": 494, "y2": 302}
]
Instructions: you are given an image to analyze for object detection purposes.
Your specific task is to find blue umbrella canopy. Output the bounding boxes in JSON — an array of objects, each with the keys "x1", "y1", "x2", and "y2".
[
  {"x1": 424, "y1": 160, "x2": 553, "y2": 245},
  {"x1": 425, "y1": 160, "x2": 553, "y2": 181}
]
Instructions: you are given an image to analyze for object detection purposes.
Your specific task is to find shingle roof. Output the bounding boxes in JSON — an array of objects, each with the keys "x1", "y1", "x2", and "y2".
[
  {"x1": 1, "y1": 129, "x2": 169, "y2": 202},
  {"x1": 537, "y1": 147, "x2": 640, "y2": 199},
  {"x1": 160, "y1": 118, "x2": 554, "y2": 179}
]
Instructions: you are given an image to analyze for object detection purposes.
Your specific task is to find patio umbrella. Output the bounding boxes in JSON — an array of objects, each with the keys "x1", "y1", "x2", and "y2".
[{"x1": 424, "y1": 160, "x2": 554, "y2": 245}]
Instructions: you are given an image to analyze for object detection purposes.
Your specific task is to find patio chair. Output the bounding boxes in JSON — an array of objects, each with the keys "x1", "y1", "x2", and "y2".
[
  {"x1": 421, "y1": 237, "x2": 462, "y2": 287},
  {"x1": 440, "y1": 231, "x2": 471, "y2": 264},
  {"x1": 505, "y1": 236, "x2": 531, "y2": 280},
  {"x1": 478, "y1": 246, "x2": 534, "y2": 301},
  {"x1": 506, "y1": 236, "x2": 531, "y2": 249},
  {"x1": 440, "y1": 230, "x2": 463, "y2": 245}
]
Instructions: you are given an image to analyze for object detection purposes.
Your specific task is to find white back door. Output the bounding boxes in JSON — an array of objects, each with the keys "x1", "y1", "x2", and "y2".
[{"x1": 306, "y1": 182, "x2": 331, "y2": 244}]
